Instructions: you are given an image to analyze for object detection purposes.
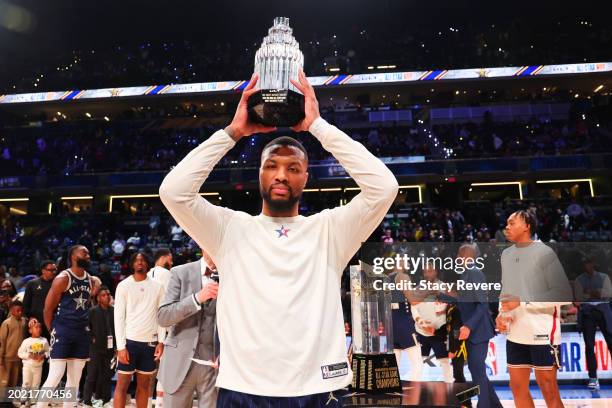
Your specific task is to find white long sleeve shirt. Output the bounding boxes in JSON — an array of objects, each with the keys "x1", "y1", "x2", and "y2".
[
  {"x1": 148, "y1": 265, "x2": 172, "y2": 342},
  {"x1": 114, "y1": 275, "x2": 165, "y2": 350},
  {"x1": 500, "y1": 241, "x2": 572, "y2": 345},
  {"x1": 159, "y1": 117, "x2": 398, "y2": 397},
  {"x1": 148, "y1": 266, "x2": 171, "y2": 293},
  {"x1": 18, "y1": 337, "x2": 50, "y2": 368}
]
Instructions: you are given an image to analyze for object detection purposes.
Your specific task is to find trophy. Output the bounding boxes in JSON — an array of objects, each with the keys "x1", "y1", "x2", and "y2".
[
  {"x1": 248, "y1": 17, "x2": 305, "y2": 127},
  {"x1": 349, "y1": 263, "x2": 402, "y2": 393}
]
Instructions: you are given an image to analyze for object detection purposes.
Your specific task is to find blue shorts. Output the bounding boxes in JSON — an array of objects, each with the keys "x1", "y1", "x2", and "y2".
[
  {"x1": 117, "y1": 340, "x2": 157, "y2": 375},
  {"x1": 417, "y1": 328, "x2": 448, "y2": 359},
  {"x1": 216, "y1": 388, "x2": 344, "y2": 407},
  {"x1": 50, "y1": 325, "x2": 89, "y2": 360},
  {"x1": 506, "y1": 340, "x2": 560, "y2": 370},
  {"x1": 392, "y1": 303, "x2": 418, "y2": 349}
]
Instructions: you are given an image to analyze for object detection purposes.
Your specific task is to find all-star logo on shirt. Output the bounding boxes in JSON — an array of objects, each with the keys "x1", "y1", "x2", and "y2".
[
  {"x1": 74, "y1": 293, "x2": 88, "y2": 310},
  {"x1": 275, "y1": 225, "x2": 290, "y2": 238}
]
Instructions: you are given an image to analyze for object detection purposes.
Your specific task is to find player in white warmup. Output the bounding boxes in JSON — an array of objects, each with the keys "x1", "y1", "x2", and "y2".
[
  {"x1": 159, "y1": 70, "x2": 398, "y2": 406},
  {"x1": 497, "y1": 210, "x2": 572, "y2": 408}
]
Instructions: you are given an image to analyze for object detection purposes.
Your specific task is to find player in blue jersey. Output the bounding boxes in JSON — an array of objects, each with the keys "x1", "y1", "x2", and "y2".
[{"x1": 36, "y1": 245, "x2": 100, "y2": 408}]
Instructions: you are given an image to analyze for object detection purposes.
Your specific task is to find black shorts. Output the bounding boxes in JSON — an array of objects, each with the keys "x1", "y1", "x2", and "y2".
[
  {"x1": 506, "y1": 340, "x2": 560, "y2": 370},
  {"x1": 117, "y1": 340, "x2": 157, "y2": 375},
  {"x1": 417, "y1": 328, "x2": 447, "y2": 359}
]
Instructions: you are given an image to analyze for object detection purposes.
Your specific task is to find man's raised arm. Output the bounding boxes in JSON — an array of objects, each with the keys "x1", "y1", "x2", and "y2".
[
  {"x1": 291, "y1": 70, "x2": 399, "y2": 270},
  {"x1": 159, "y1": 73, "x2": 276, "y2": 257}
]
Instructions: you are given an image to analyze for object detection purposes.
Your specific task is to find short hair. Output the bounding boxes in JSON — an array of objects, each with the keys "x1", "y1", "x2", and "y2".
[
  {"x1": 129, "y1": 252, "x2": 151, "y2": 273},
  {"x1": 28, "y1": 317, "x2": 40, "y2": 328},
  {"x1": 458, "y1": 243, "x2": 480, "y2": 258},
  {"x1": 65, "y1": 245, "x2": 86, "y2": 268},
  {"x1": 512, "y1": 210, "x2": 538, "y2": 234},
  {"x1": 9, "y1": 300, "x2": 23, "y2": 309},
  {"x1": 261, "y1": 137, "x2": 308, "y2": 162},
  {"x1": 40, "y1": 260, "x2": 55, "y2": 271},
  {"x1": 154, "y1": 248, "x2": 172, "y2": 263},
  {"x1": 97, "y1": 285, "x2": 110, "y2": 296}
]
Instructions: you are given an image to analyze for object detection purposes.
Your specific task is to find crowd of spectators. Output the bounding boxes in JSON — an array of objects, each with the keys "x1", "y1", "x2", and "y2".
[
  {"x1": 0, "y1": 194, "x2": 609, "y2": 299},
  {"x1": 2, "y1": 17, "x2": 610, "y2": 94},
  {"x1": 379, "y1": 199, "x2": 611, "y2": 246},
  {"x1": 0, "y1": 108, "x2": 610, "y2": 177}
]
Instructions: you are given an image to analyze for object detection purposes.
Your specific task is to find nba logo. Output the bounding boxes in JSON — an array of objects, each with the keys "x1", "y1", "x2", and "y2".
[{"x1": 486, "y1": 340, "x2": 498, "y2": 376}]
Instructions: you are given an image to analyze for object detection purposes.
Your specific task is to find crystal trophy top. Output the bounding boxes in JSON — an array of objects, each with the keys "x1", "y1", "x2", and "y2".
[
  {"x1": 248, "y1": 17, "x2": 305, "y2": 127},
  {"x1": 254, "y1": 17, "x2": 304, "y2": 92}
]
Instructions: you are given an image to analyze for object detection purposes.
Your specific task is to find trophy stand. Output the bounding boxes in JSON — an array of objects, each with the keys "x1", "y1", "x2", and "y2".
[
  {"x1": 248, "y1": 17, "x2": 305, "y2": 127},
  {"x1": 349, "y1": 263, "x2": 402, "y2": 393}
]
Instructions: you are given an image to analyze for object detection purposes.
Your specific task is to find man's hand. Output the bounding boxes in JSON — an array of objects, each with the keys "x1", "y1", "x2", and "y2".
[
  {"x1": 495, "y1": 314, "x2": 512, "y2": 332},
  {"x1": 196, "y1": 282, "x2": 219, "y2": 304},
  {"x1": 499, "y1": 294, "x2": 520, "y2": 312},
  {"x1": 154, "y1": 343, "x2": 164, "y2": 362},
  {"x1": 117, "y1": 349, "x2": 130, "y2": 365},
  {"x1": 225, "y1": 73, "x2": 277, "y2": 141},
  {"x1": 290, "y1": 69, "x2": 321, "y2": 132},
  {"x1": 458, "y1": 325, "x2": 471, "y2": 341}
]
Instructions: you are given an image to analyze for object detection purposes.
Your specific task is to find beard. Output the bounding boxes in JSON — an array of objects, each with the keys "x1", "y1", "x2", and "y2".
[
  {"x1": 163, "y1": 262, "x2": 171, "y2": 271},
  {"x1": 75, "y1": 258, "x2": 91, "y2": 270},
  {"x1": 260, "y1": 184, "x2": 301, "y2": 213}
]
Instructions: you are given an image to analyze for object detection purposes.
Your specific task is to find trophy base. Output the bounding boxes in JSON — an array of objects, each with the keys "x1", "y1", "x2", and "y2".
[
  {"x1": 350, "y1": 353, "x2": 402, "y2": 393},
  {"x1": 247, "y1": 89, "x2": 305, "y2": 127},
  {"x1": 343, "y1": 381, "x2": 480, "y2": 406}
]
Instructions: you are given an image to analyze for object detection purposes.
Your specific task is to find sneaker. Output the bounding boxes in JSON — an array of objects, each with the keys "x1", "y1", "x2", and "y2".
[{"x1": 588, "y1": 378, "x2": 600, "y2": 389}]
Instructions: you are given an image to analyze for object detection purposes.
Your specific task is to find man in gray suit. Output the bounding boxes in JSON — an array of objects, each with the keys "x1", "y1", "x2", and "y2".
[{"x1": 157, "y1": 250, "x2": 219, "y2": 408}]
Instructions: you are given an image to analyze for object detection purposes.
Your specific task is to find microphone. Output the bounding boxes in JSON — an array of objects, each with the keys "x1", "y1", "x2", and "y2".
[{"x1": 205, "y1": 271, "x2": 220, "y2": 306}]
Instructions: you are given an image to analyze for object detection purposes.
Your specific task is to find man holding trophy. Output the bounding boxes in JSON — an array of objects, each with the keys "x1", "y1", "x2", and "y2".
[{"x1": 159, "y1": 17, "x2": 398, "y2": 407}]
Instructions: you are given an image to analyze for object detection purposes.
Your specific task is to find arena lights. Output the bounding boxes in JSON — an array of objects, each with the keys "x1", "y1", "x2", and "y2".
[
  {"x1": 9, "y1": 207, "x2": 26, "y2": 215},
  {"x1": 303, "y1": 188, "x2": 342, "y2": 193},
  {"x1": 470, "y1": 182, "x2": 523, "y2": 200},
  {"x1": 108, "y1": 193, "x2": 219, "y2": 212},
  {"x1": 60, "y1": 196, "x2": 93, "y2": 200},
  {"x1": 594, "y1": 84, "x2": 604, "y2": 93},
  {"x1": 345, "y1": 185, "x2": 423, "y2": 204},
  {"x1": 0, "y1": 198, "x2": 29, "y2": 202},
  {"x1": 536, "y1": 178, "x2": 594, "y2": 197}
]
